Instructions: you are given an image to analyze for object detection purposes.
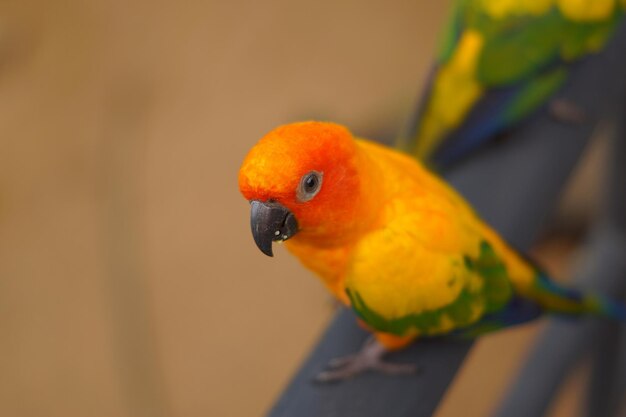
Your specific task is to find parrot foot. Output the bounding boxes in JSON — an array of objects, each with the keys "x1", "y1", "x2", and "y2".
[
  {"x1": 549, "y1": 98, "x2": 587, "y2": 124},
  {"x1": 315, "y1": 336, "x2": 419, "y2": 382}
]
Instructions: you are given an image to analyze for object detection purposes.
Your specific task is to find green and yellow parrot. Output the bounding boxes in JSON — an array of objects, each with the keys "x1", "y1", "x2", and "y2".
[
  {"x1": 239, "y1": 121, "x2": 626, "y2": 381},
  {"x1": 399, "y1": 0, "x2": 625, "y2": 168}
]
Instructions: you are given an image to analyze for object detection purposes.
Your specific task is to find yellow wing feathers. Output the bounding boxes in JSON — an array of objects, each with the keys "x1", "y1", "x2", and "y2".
[
  {"x1": 414, "y1": 30, "x2": 484, "y2": 159},
  {"x1": 345, "y1": 210, "x2": 481, "y2": 317}
]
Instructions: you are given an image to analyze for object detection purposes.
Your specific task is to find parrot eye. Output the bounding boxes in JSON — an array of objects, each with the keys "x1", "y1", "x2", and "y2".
[{"x1": 297, "y1": 170, "x2": 323, "y2": 202}]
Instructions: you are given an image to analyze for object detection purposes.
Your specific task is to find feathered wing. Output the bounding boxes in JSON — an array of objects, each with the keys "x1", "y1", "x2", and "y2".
[
  {"x1": 343, "y1": 203, "x2": 522, "y2": 338},
  {"x1": 398, "y1": 0, "x2": 624, "y2": 169},
  {"x1": 344, "y1": 204, "x2": 626, "y2": 340},
  {"x1": 342, "y1": 137, "x2": 626, "y2": 341}
]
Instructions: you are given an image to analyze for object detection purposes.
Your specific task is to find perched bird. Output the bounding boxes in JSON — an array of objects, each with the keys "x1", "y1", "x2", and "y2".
[
  {"x1": 239, "y1": 121, "x2": 626, "y2": 381},
  {"x1": 398, "y1": 0, "x2": 625, "y2": 169}
]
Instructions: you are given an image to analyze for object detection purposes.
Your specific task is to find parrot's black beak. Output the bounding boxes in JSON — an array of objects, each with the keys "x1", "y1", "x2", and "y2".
[{"x1": 249, "y1": 200, "x2": 298, "y2": 257}]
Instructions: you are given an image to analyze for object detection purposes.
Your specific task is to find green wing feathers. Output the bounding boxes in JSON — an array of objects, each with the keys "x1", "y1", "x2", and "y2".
[
  {"x1": 348, "y1": 238, "x2": 626, "y2": 339},
  {"x1": 347, "y1": 241, "x2": 516, "y2": 337}
]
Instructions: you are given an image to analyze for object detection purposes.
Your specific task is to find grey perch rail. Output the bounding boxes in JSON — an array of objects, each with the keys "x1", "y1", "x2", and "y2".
[{"x1": 267, "y1": 22, "x2": 626, "y2": 417}]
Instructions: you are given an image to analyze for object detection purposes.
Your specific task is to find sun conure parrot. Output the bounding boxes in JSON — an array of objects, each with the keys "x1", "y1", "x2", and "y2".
[
  {"x1": 238, "y1": 121, "x2": 626, "y2": 381},
  {"x1": 398, "y1": 0, "x2": 625, "y2": 169}
]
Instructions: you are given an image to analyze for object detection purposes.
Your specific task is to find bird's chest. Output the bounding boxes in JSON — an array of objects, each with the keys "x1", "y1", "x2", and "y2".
[{"x1": 285, "y1": 240, "x2": 354, "y2": 304}]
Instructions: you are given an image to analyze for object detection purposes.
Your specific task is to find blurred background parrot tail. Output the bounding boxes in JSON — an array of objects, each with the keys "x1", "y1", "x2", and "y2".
[{"x1": 398, "y1": 0, "x2": 625, "y2": 170}]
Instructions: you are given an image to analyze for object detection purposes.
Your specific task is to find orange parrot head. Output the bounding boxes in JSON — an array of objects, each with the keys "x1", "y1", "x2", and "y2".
[{"x1": 238, "y1": 121, "x2": 368, "y2": 256}]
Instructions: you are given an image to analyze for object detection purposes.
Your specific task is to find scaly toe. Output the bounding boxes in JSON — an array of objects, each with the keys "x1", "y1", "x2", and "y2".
[
  {"x1": 315, "y1": 359, "x2": 366, "y2": 382},
  {"x1": 373, "y1": 361, "x2": 420, "y2": 375},
  {"x1": 314, "y1": 336, "x2": 419, "y2": 382},
  {"x1": 326, "y1": 354, "x2": 357, "y2": 369},
  {"x1": 315, "y1": 356, "x2": 418, "y2": 382}
]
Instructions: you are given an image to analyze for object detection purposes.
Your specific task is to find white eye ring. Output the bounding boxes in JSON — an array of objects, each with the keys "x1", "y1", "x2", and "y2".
[{"x1": 296, "y1": 170, "x2": 323, "y2": 202}]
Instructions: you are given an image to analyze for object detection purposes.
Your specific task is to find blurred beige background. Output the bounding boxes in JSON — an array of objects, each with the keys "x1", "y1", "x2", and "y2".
[{"x1": 0, "y1": 1, "x2": 599, "y2": 416}]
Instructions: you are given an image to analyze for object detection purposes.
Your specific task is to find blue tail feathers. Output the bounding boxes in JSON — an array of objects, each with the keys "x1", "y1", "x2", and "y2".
[
  {"x1": 534, "y1": 273, "x2": 626, "y2": 321},
  {"x1": 586, "y1": 293, "x2": 626, "y2": 321}
]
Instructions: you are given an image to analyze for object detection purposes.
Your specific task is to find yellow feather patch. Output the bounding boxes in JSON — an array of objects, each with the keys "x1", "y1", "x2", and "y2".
[
  {"x1": 480, "y1": 0, "x2": 554, "y2": 18},
  {"x1": 343, "y1": 194, "x2": 485, "y2": 319},
  {"x1": 557, "y1": 0, "x2": 616, "y2": 21},
  {"x1": 436, "y1": 314, "x2": 457, "y2": 334},
  {"x1": 346, "y1": 228, "x2": 467, "y2": 317},
  {"x1": 415, "y1": 30, "x2": 484, "y2": 159}
]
